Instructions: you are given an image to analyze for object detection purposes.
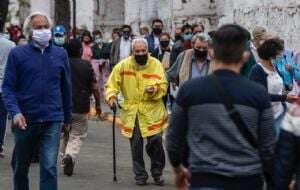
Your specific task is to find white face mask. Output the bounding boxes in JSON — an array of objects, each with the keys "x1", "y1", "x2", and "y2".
[{"x1": 32, "y1": 29, "x2": 52, "y2": 47}]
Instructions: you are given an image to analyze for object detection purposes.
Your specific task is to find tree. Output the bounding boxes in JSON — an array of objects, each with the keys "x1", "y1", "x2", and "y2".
[
  {"x1": 0, "y1": 0, "x2": 9, "y2": 32},
  {"x1": 54, "y1": 0, "x2": 71, "y2": 31}
]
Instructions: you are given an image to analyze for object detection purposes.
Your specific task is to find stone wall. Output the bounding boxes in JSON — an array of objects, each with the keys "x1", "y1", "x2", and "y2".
[
  {"x1": 7, "y1": 0, "x2": 300, "y2": 50},
  {"x1": 219, "y1": 0, "x2": 300, "y2": 51},
  {"x1": 172, "y1": 0, "x2": 218, "y2": 31},
  {"x1": 94, "y1": 0, "x2": 125, "y2": 39},
  {"x1": 124, "y1": 0, "x2": 172, "y2": 35}
]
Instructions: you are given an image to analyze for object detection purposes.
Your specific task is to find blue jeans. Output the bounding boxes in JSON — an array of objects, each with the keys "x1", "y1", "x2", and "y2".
[
  {"x1": 0, "y1": 94, "x2": 7, "y2": 152},
  {"x1": 11, "y1": 122, "x2": 62, "y2": 190},
  {"x1": 275, "y1": 129, "x2": 300, "y2": 190}
]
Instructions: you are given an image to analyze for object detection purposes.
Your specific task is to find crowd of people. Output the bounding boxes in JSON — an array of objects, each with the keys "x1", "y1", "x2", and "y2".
[{"x1": 0, "y1": 11, "x2": 300, "y2": 190}]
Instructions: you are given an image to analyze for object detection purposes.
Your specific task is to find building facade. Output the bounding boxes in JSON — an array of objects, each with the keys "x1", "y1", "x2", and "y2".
[{"x1": 7, "y1": 0, "x2": 300, "y2": 50}]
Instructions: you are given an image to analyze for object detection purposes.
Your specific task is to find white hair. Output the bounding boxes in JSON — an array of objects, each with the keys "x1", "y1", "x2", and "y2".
[
  {"x1": 131, "y1": 38, "x2": 148, "y2": 51},
  {"x1": 191, "y1": 33, "x2": 211, "y2": 44},
  {"x1": 23, "y1": 12, "x2": 52, "y2": 37}
]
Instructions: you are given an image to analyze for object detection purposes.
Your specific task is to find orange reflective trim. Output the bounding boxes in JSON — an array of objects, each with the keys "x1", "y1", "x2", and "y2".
[
  {"x1": 120, "y1": 71, "x2": 136, "y2": 76},
  {"x1": 148, "y1": 117, "x2": 168, "y2": 131},
  {"x1": 142, "y1": 74, "x2": 162, "y2": 80},
  {"x1": 123, "y1": 127, "x2": 133, "y2": 133},
  {"x1": 106, "y1": 114, "x2": 133, "y2": 133}
]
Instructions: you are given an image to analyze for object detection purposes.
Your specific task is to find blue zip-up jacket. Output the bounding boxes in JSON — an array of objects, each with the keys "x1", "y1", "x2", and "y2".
[{"x1": 2, "y1": 43, "x2": 72, "y2": 124}]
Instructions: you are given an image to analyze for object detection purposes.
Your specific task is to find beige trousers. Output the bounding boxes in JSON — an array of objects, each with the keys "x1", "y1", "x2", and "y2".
[{"x1": 60, "y1": 113, "x2": 88, "y2": 161}]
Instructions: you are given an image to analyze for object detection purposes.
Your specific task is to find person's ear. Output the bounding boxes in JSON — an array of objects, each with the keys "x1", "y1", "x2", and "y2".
[
  {"x1": 208, "y1": 47, "x2": 214, "y2": 59},
  {"x1": 242, "y1": 50, "x2": 250, "y2": 64}
]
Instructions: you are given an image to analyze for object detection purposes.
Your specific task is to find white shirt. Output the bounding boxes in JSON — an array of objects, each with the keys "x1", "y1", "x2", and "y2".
[
  {"x1": 119, "y1": 37, "x2": 132, "y2": 61},
  {"x1": 259, "y1": 62, "x2": 284, "y2": 118},
  {"x1": 154, "y1": 36, "x2": 160, "y2": 50}
]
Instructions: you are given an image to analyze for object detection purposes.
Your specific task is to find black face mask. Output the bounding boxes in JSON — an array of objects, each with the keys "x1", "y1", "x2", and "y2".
[
  {"x1": 123, "y1": 31, "x2": 130, "y2": 40},
  {"x1": 152, "y1": 28, "x2": 162, "y2": 35},
  {"x1": 135, "y1": 54, "x2": 148, "y2": 65},
  {"x1": 175, "y1": 35, "x2": 183, "y2": 42},
  {"x1": 160, "y1": 40, "x2": 169, "y2": 48},
  {"x1": 84, "y1": 41, "x2": 90, "y2": 45},
  {"x1": 194, "y1": 49, "x2": 208, "y2": 60}
]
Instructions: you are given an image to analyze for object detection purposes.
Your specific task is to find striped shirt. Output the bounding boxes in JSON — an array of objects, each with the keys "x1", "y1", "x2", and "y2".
[{"x1": 167, "y1": 69, "x2": 275, "y2": 177}]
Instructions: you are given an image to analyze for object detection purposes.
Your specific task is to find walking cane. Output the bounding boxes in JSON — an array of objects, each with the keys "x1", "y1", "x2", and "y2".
[{"x1": 111, "y1": 103, "x2": 117, "y2": 182}]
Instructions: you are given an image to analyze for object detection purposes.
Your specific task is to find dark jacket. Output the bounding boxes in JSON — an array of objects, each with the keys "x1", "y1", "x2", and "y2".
[
  {"x1": 146, "y1": 33, "x2": 158, "y2": 54},
  {"x1": 241, "y1": 42, "x2": 257, "y2": 77},
  {"x1": 92, "y1": 43, "x2": 111, "y2": 60},
  {"x1": 110, "y1": 38, "x2": 121, "y2": 67},
  {"x1": 69, "y1": 58, "x2": 96, "y2": 113},
  {"x1": 2, "y1": 44, "x2": 72, "y2": 123},
  {"x1": 170, "y1": 40, "x2": 184, "y2": 66},
  {"x1": 249, "y1": 64, "x2": 287, "y2": 102}
]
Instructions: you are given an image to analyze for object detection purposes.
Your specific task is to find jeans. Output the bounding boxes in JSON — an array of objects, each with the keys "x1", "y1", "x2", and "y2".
[
  {"x1": 274, "y1": 104, "x2": 287, "y2": 140},
  {"x1": 12, "y1": 122, "x2": 62, "y2": 190},
  {"x1": 0, "y1": 94, "x2": 7, "y2": 152},
  {"x1": 275, "y1": 129, "x2": 300, "y2": 190}
]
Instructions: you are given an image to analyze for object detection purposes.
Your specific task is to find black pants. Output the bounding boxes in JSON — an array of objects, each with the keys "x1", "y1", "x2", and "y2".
[{"x1": 129, "y1": 121, "x2": 165, "y2": 181}]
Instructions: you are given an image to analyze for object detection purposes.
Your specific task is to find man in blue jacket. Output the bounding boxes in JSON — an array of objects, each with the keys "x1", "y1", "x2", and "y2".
[{"x1": 2, "y1": 12, "x2": 72, "y2": 190}]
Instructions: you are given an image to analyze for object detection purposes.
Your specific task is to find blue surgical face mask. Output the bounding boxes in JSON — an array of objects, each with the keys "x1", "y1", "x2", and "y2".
[
  {"x1": 54, "y1": 37, "x2": 65, "y2": 46},
  {"x1": 183, "y1": 33, "x2": 192, "y2": 41}
]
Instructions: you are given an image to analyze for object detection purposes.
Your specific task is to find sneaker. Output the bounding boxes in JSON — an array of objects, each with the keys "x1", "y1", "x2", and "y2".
[
  {"x1": 135, "y1": 179, "x2": 147, "y2": 186},
  {"x1": 154, "y1": 177, "x2": 164, "y2": 186},
  {"x1": 62, "y1": 154, "x2": 74, "y2": 176}
]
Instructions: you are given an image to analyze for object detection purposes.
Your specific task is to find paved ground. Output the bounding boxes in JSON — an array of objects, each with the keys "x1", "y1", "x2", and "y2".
[{"x1": 0, "y1": 110, "x2": 174, "y2": 190}]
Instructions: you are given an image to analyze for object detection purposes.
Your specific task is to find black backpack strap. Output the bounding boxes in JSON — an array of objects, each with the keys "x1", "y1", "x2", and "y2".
[{"x1": 208, "y1": 74, "x2": 258, "y2": 149}]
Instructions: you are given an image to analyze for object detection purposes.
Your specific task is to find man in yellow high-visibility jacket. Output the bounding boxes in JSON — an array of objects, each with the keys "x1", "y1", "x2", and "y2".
[{"x1": 106, "y1": 38, "x2": 168, "y2": 186}]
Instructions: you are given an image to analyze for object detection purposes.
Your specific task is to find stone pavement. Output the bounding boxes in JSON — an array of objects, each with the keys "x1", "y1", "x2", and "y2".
[{"x1": 0, "y1": 115, "x2": 174, "y2": 190}]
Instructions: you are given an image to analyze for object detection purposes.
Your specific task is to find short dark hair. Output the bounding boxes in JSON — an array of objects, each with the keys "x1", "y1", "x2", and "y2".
[
  {"x1": 121, "y1": 25, "x2": 132, "y2": 32},
  {"x1": 213, "y1": 24, "x2": 249, "y2": 64},
  {"x1": 112, "y1": 28, "x2": 120, "y2": 33},
  {"x1": 181, "y1": 24, "x2": 192, "y2": 33},
  {"x1": 257, "y1": 38, "x2": 284, "y2": 60},
  {"x1": 66, "y1": 39, "x2": 82, "y2": 58},
  {"x1": 152, "y1": 19, "x2": 163, "y2": 26},
  {"x1": 81, "y1": 30, "x2": 92, "y2": 41},
  {"x1": 93, "y1": 30, "x2": 102, "y2": 36},
  {"x1": 192, "y1": 23, "x2": 205, "y2": 32},
  {"x1": 159, "y1": 32, "x2": 171, "y2": 40}
]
